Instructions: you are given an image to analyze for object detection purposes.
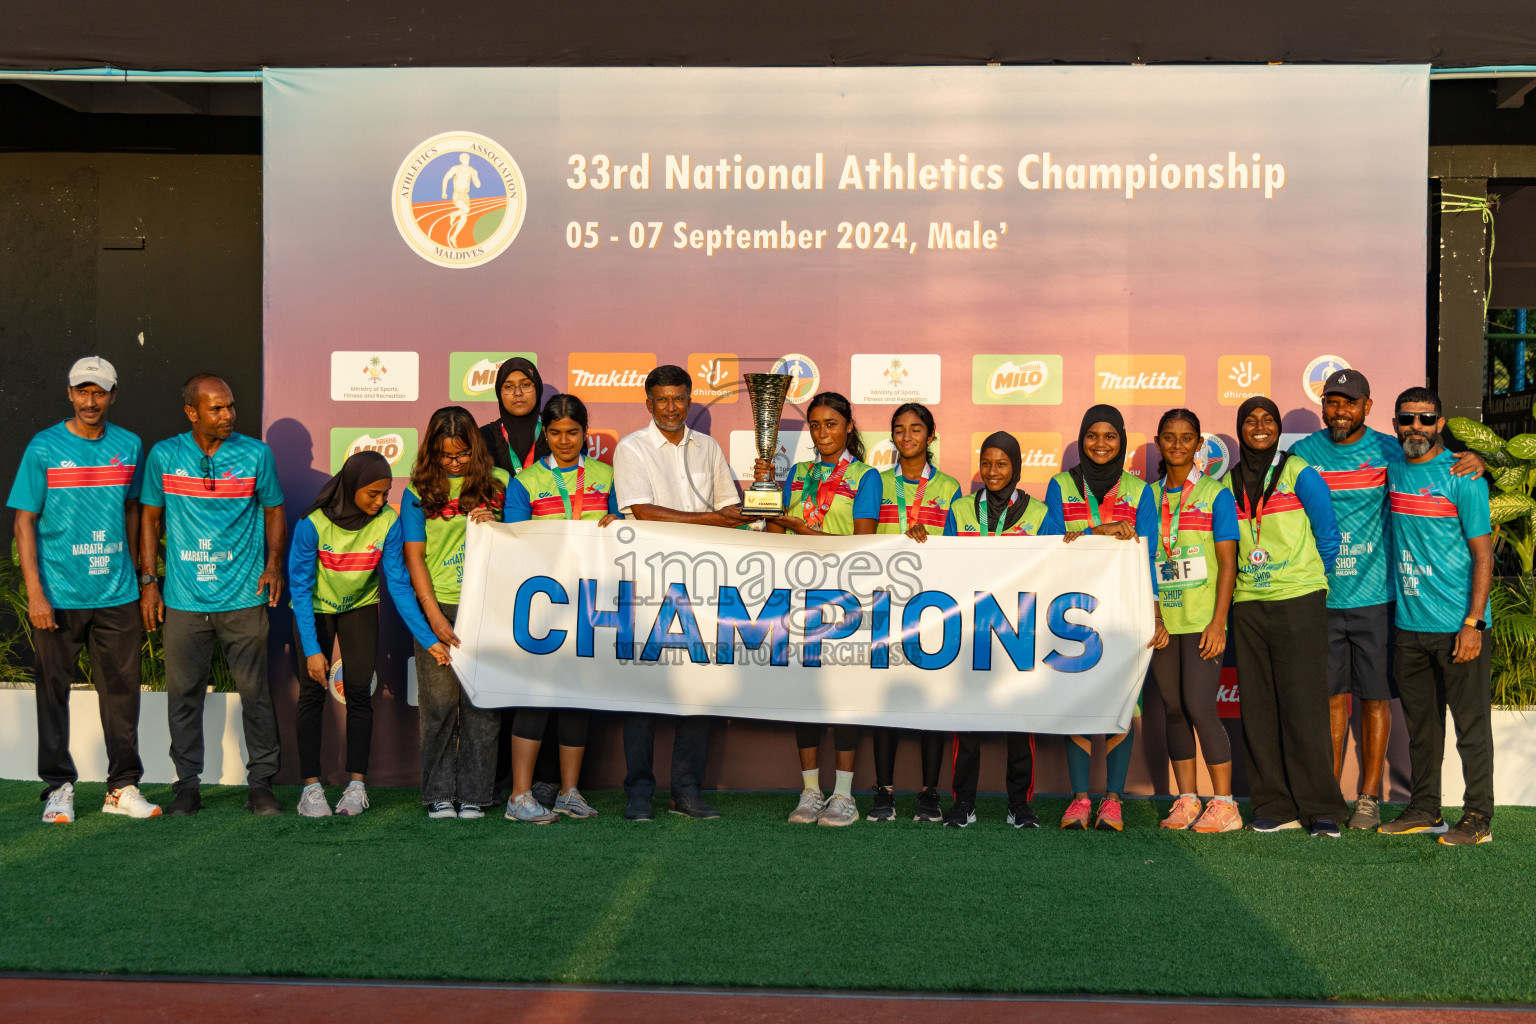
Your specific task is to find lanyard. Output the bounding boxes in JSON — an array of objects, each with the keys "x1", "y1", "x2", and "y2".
[
  {"x1": 802, "y1": 452, "x2": 852, "y2": 528},
  {"x1": 894, "y1": 464, "x2": 934, "y2": 533},
  {"x1": 502, "y1": 421, "x2": 543, "y2": 471},
  {"x1": 1159, "y1": 468, "x2": 1201, "y2": 559},
  {"x1": 1240, "y1": 466, "x2": 1277, "y2": 549},
  {"x1": 548, "y1": 454, "x2": 586, "y2": 520},
  {"x1": 1083, "y1": 477, "x2": 1120, "y2": 528},
  {"x1": 977, "y1": 489, "x2": 1017, "y2": 536}
]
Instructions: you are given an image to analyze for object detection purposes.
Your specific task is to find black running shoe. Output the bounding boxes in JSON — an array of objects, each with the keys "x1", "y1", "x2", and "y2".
[
  {"x1": 942, "y1": 801, "x2": 977, "y2": 828},
  {"x1": 167, "y1": 788, "x2": 203, "y2": 817},
  {"x1": 1439, "y1": 811, "x2": 1492, "y2": 845},
  {"x1": 867, "y1": 786, "x2": 896, "y2": 821},
  {"x1": 1006, "y1": 803, "x2": 1041, "y2": 828},
  {"x1": 912, "y1": 788, "x2": 942, "y2": 822}
]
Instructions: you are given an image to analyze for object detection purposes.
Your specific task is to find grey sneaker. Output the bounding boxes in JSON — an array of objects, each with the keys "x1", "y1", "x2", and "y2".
[
  {"x1": 504, "y1": 792, "x2": 558, "y2": 824},
  {"x1": 42, "y1": 782, "x2": 75, "y2": 824},
  {"x1": 787, "y1": 789, "x2": 825, "y2": 824},
  {"x1": 427, "y1": 801, "x2": 457, "y2": 819},
  {"x1": 1348, "y1": 794, "x2": 1381, "y2": 831},
  {"x1": 334, "y1": 783, "x2": 369, "y2": 817},
  {"x1": 817, "y1": 792, "x2": 860, "y2": 827},
  {"x1": 554, "y1": 788, "x2": 598, "y2": 819},
  {"x1": 297, "y1": 783, "x2": 332, "y2": 818}
]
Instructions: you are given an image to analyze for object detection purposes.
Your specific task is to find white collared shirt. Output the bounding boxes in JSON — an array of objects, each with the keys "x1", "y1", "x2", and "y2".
[{"x1": 612, "y1": 419, "x2": 740, "y2": 516}]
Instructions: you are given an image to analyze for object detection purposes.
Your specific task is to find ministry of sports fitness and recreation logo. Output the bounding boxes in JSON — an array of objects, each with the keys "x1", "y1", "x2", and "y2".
[
  {"x1": 392, "y1": 131, "x2": 527, "y2": 269},
  {"x1": 771, "y1": 354, "x2": 820, "y2": 406},
  {"x1": 1302, "y1": 354, "x2": 1351, "y2": 404}
]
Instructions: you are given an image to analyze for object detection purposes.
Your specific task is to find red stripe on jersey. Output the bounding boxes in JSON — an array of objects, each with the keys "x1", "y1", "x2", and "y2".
[
  {"x1": 318, "y1": 550, "x2": 383, "y2": 572},
  {"x1": 529, "y1": 488, "x2": 607, "y2": 517},
  {"x1": 1174, "y1": 510, "x2": 1215, "y2": 532},
  {"x1": 788, "y1": 482, "x2": 858, "y2": 500},
  {"x1": 423, "y1": 496, "x2": 504, "y2": 521},
  {"x1": 876, "y1": 505, "x2": 948, "y2": 527},
  {"x1": 1062, "y1": 497, "x2": 1136, "y2": 526},
  {"x1": 1317, "y1": 466, "x2": 1387, "y2": 491},
  {"x1": 161, "y1": 474, "x2": 256, "y2": 498},
  {"x1": 1388, "y1": 491, "x2": 1458, "y2": 517},
  {"x1": 1234, "y1": 492, "x2": 1303, "y2": 520},
  {"x1": 46, "y1": 465, "x2": 136, "y2": 489}
]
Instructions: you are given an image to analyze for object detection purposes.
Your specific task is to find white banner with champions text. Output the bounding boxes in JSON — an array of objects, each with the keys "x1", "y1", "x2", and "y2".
[{"x1": 452, "y1": 520, "x2": 1155, "y2": 734}]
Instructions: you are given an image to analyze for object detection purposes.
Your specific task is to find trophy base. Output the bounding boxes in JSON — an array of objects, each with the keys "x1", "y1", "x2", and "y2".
[{"x1": 742, "y1": 489, "x2": 785, "y2": 517}]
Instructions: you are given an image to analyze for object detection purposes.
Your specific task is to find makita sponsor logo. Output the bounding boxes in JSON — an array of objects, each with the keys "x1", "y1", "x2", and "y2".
[
  {"x1": 1096, "y1": 369, "x2": 1183, "y2": 390},
  {"x1": 571, "y1": 368, "x2": 648, "y2": 389}
]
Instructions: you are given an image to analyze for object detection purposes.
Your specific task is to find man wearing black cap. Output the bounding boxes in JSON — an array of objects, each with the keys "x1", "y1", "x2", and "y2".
[{"x1": 1292, "y1": 369, "x2": 1481, "y2": 830}]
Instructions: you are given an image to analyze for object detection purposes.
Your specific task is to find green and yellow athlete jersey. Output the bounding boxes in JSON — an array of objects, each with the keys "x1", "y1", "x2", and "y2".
[
  {"x1": 875, "y1": 466, "x2": 961, "y2": 535},
  {"x1": 1150, "y1": 473, "x2": 1240, "y2": 634}
]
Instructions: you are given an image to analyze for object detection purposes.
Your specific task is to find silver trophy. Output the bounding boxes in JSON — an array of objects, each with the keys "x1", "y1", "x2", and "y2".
[{"x1": 742, "y1": 372, "x2": 793, "y2": 517}]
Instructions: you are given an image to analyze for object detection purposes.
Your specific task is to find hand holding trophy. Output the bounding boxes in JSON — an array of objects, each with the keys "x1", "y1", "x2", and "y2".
[{"x1": 742, "y1": 372, "x2": 793, "y2": 517}]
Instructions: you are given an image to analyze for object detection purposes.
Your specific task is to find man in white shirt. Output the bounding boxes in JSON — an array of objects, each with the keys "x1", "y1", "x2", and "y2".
[{"x1": 612, "y1": 365, "x2": 748, "y2": 821}]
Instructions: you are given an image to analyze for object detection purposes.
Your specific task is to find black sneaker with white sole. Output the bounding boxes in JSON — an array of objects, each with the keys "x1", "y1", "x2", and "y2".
[
  {"x1": 942, "y1": 801, "x2": 977, "y2": 828},
  {"x1": 913, "y1": 788, "x2": 943, "y2": 822},
  {"x1": 867, "y1": 786, "x2": 896, "y2": 821},
  {"x1": 1308, "y1": 819, "x2": 1341, "y2": 838},
  {"x1": 1006, "y1": 803, "x2": 1041, "y2": 828}
]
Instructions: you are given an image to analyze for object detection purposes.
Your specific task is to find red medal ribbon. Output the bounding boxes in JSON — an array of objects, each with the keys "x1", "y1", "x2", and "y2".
[{"x1": 802, "y1": 453, "x2": 852, "y2": 529}]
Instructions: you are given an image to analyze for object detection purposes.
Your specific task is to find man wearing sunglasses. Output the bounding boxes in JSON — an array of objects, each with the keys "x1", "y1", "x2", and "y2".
[
  {"x1": 1291, "y1": 370, "x2": 1483, "y2": 830},
  {"x1": 139, "y1": 374, "x2": 287, "y2": 816},
  {"x1": 1379, "y1": 388, "x2": 1495, "y2": 845}
]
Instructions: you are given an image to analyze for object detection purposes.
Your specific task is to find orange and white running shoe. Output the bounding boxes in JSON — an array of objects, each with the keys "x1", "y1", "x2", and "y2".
[
  {"x1": 1060, "y1": 796, "x2": 1092, "y2": 830},
  {"x1": 1160, "y1": 795, "x2": 1202, "y2": 830},
  {"x1": 1192, "y1": 798, "x2": 1243, "y2": 833},
  {"x1": 42, "y1": 782, "x2": 75, "y2": 823},
  {"x1": 103, "y1": 785, "x2": 162, "y2": 819},
  {"x1": 1094, "y1": 797, "x2": 1124, "y2": 832}
]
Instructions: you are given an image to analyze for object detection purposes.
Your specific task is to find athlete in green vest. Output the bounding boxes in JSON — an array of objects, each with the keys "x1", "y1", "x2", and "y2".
[
  {"x1": 1043, "y1": 405, "x2": 1167, "y2": 832},
  {"x1": 1146, "y1": 409, "x2": 1242, "y2": 834},
  {"x1": 288, "y1": 451, "x2": 448, "y2": 818},
  {"x1": 483, "y1": 394, "x2": 620, "y2": 824},
  {"x1": 1224, "y1": 397, "x2": 1349, "y2": 836},
  {"x1": 763, "y1": 392, "x2": 881, "y2": 827},
  {"x1": 868, "y1": 404, "x2": 961, "y2": 823},
  {"x1": 941, "y1": 431, "x2": 1049, "y2": 830}
]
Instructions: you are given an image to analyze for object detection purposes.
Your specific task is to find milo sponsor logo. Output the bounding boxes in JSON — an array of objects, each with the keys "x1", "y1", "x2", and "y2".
[
  {"x1": 972, "y1": 355, "x2": 1062, "y2": 405},
  {"x1": 330, "y1": 428, "x2": 419, "y2": 477}
]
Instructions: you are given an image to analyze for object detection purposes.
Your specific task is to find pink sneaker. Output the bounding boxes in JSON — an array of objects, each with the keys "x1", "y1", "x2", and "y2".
[
  {"x1": 1094, "y1": 797, "x2": 1124, "y2": 832},
  {"x1": 1060, "y1": 796, "x2": 1091, "y2": 830},
  {"x1": 1192, "y1": 798, "x2": 1243, "y2": 833},
  {"x1": 1160, "y1": 795, "x2": 1202, "y2": 830}
]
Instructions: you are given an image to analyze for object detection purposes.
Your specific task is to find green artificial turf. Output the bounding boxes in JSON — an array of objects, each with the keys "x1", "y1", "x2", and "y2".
[{"x1": 0, "y1": 781, "x2": 1533, "y2": 1002}]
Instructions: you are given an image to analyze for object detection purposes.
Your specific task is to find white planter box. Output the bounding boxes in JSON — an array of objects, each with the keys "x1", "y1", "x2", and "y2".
[
  {"x1": 0, "y1": 688, "x2": 248, "y2": 785},
  {"x1": 1436, "y1": 708, "x2": 1536, "y2": 808}
]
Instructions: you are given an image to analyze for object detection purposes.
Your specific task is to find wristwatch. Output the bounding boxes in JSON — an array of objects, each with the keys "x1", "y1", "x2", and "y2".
[
  {"x1": 139, "y1": 573, "x2": 159, "y2": 588},
  {"x1": 1463, "y1": 616, "x2": 1486, "y2": 630}
]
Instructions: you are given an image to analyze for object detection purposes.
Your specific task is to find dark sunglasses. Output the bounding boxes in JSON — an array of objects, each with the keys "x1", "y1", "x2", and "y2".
[
  {"x1": 199, "y1": 454, "x2": 216, "y2": 491},
  {"x1": 1396, "y1": 412, "x2": 1438, "y2": 427}
]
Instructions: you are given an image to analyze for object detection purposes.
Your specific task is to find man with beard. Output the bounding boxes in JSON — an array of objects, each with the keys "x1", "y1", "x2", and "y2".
[
  {"x1": 1379, "y1": 388, "x2": 1495, "y2": 845},
  {"x1": 1292, "y1": 371, "x2": 1482, "y2": 830}
]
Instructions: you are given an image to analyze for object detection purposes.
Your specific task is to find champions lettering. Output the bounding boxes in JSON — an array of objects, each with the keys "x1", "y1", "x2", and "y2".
[{"x1": 509, "y1": 577, "x2": 1105, "y2": 674}]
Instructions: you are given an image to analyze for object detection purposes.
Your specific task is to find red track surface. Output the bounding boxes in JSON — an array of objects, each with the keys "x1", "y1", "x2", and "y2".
[{"x1": 2, "y1": 978, "x2": 1533, "y2": 1024}]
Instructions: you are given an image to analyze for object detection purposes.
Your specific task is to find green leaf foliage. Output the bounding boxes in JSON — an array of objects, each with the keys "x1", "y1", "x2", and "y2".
[
  {"x1": 1449, "y1": 416, "x2": 1507, "y2": 453},
  {"x1": 1492, "y1": 465, "x2": 1530, "y2": 494},
  {"x1": 1506, "y1": 433, "x2": 1536, "y2": 460}
]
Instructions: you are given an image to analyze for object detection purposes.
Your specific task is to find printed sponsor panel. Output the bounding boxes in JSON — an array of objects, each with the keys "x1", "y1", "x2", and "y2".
[
  {"x1": 771, "y1": 354, "x2": 821, "y2": 406},
  {"x1": 728, "y1": 429, "x2": 816, "y2": 483},
  {"x1": 330, "y1": 351, "x2": 420, "y2": 402},
  {"x1": 1093, "y1": 355, "x2": 1186, "y2": 405},
  {"x1": 391, "y1": 131, "x2": 527, "y2": 269},
  {"x1": 566, "y1": 352, "x2": 657, "y2": 403},
  {"x1": 1302, "y1": 354, "x2": 1351, "y2": 404},
  {"x1": 849, "y1": 354, "x2": 940, "y2": 404},
  {"x1": 329, "y1": 427, "x2": 419, "y2": 476},
  {"x1": 688, "y1": 352, "x2": 740, "y2": 404},
  {"x1": 1217, "y1": 667, "x2": 1241, "y2": 719},
  {"x1": 449, "y1": 351, "x2": 539, "y2": 402},
  {"x1": 585, "y1": 429, "x2": 619, "y2": 465},
  {"x1": 1217, "y1": 354, "x2": 1270, "y2": 406},
  {"x1": 972, "y1": 354, "x2": 1062, "y2": 405}
]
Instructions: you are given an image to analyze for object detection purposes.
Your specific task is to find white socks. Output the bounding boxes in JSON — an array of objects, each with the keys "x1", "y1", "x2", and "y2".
[
  {"x1": 801, "y1": 768, "x2": 820, "y2": 794},
  {"x1": 833, "y1": 770, "x2": 854, "y2": 799}
]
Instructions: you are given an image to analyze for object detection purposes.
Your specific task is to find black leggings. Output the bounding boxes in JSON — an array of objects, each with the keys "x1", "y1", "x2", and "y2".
[
  {"x1": 795, "y1": 723, "x2": 861, "y2": 752},
  {"x1": 1150, "y1": 631, "x2": 1231, "y2": 764},
  {"x1": 872, "y1": 727, "x2": 945, "y2": 788},
  {"x1": 294, "y1": 606, "x2": 378, "y2": 778},
  {"x1": 511, "y1": 707, "x2": 589, "y2": 747}
]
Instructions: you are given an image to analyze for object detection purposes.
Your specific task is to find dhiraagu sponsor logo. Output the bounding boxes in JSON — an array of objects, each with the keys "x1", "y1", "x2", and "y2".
[
  {"x1": 330, "y1": 428, "x2": 419, "y2": 476},
  {"x1": 972, "y1": 355, "x2": 1062, "y2": 405},
  {"x1": 449, "y1": 351, "x2": 538, "y2": 402}
]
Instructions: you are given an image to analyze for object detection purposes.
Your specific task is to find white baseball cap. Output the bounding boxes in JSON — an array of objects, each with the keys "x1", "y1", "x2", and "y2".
[{"x1": 68, "y1": 356, "x2": 118, "y2": 391}]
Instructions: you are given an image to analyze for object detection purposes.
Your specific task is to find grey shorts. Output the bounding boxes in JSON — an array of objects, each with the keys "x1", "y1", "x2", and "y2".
[{"x1": 1326, "y1": 602, "x2": 1396, "y2": 701}]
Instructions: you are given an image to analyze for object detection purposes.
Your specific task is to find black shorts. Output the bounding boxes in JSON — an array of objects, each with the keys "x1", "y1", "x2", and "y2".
[{"x1": 1326, "y1": 602, "x2": 1396, "y2": 701}]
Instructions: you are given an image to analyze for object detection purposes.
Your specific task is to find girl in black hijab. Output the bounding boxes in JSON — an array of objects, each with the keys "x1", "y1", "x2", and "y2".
[
  {"x1": 288, "y1": 451, "x2": 448, "y2": 818},
  {"x1": 1044, "y1": 404, "x2": 1168, "y2": 832},
  {"x1": 480, "y1": 356, "x2": 545, "y2": 474}
]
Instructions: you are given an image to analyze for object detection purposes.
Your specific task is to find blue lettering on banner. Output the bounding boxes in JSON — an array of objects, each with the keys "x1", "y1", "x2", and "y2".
[
  {"x1": 641, "y1": 582, "x2": 709, "y2": 664},
  {"x1": 1044, "y1": 592, "x2": 1102, "y2": 672},
  {"x1": 803, "y1": 589, "x2": 863, "y2": 667},
  {"x1": 715, "y1": 586, "x2": 792, "y2": 666},
  {"x1": 870, "y1": 589, "x2": 891, "y2": 669},
  {"x1": 901, "y1": 591, "x2": 961, "y2": 670},
  {"x1": 514, "y1": 576, "x2": 568, "y2": 654},
  {"x1": 577, "y1": 578, "x2": 636, "y2": 659},
  {"x1": 972, "y1": 592, "x2": 1037, "y2": 671}
]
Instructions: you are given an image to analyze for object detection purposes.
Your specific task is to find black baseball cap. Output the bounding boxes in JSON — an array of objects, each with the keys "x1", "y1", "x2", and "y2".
[{"x1": 1322, "y1": 369, "x2": 1369, "y2": 401}]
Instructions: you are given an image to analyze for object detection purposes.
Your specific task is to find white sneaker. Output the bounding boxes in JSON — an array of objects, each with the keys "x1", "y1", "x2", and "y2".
[
  {"x1": 42, "y1": 782, "x2": 75, "y2": 824},
  {"x1": 457, "y1": 803, "x2": 485, "y2": 820},
  {"x1": 297, "y1": 783, "x2": 332, "y2": 818},
  {"x1": 817, "y1": 792, "x2": 860, "y2": 827},
  {"x1": 427, "y1": 801, "x2": 457, "y2": 819},
  {"x1": 334, "y1": 783, "x2": 369, "y2": 817},
  {"x1": 787, "y1": 788, "x2": 825, "y2": 824},
  {"x1": 102, "y1": 785, "x2": 161, "y2": 819}
]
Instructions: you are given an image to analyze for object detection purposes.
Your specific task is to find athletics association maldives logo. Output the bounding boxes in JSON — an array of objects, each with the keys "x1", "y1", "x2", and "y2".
[
  {"x1": 1302, "y1": 354, "x2": 1351, "y2": 404},
  {"x1": 1194, "y1": 433, "x2": 1230, "y2": 479},
  {"x1": 771, "y1": 354, "x2": 820, "y2": 406},
  {"x1": 392, "y1": 131, "x2": 527, "y2": 268}
]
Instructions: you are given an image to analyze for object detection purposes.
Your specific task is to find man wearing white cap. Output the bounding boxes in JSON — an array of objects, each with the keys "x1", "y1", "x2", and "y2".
[{"x1": 7, "y1": 357, "x2": 161, "y2": 823}]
